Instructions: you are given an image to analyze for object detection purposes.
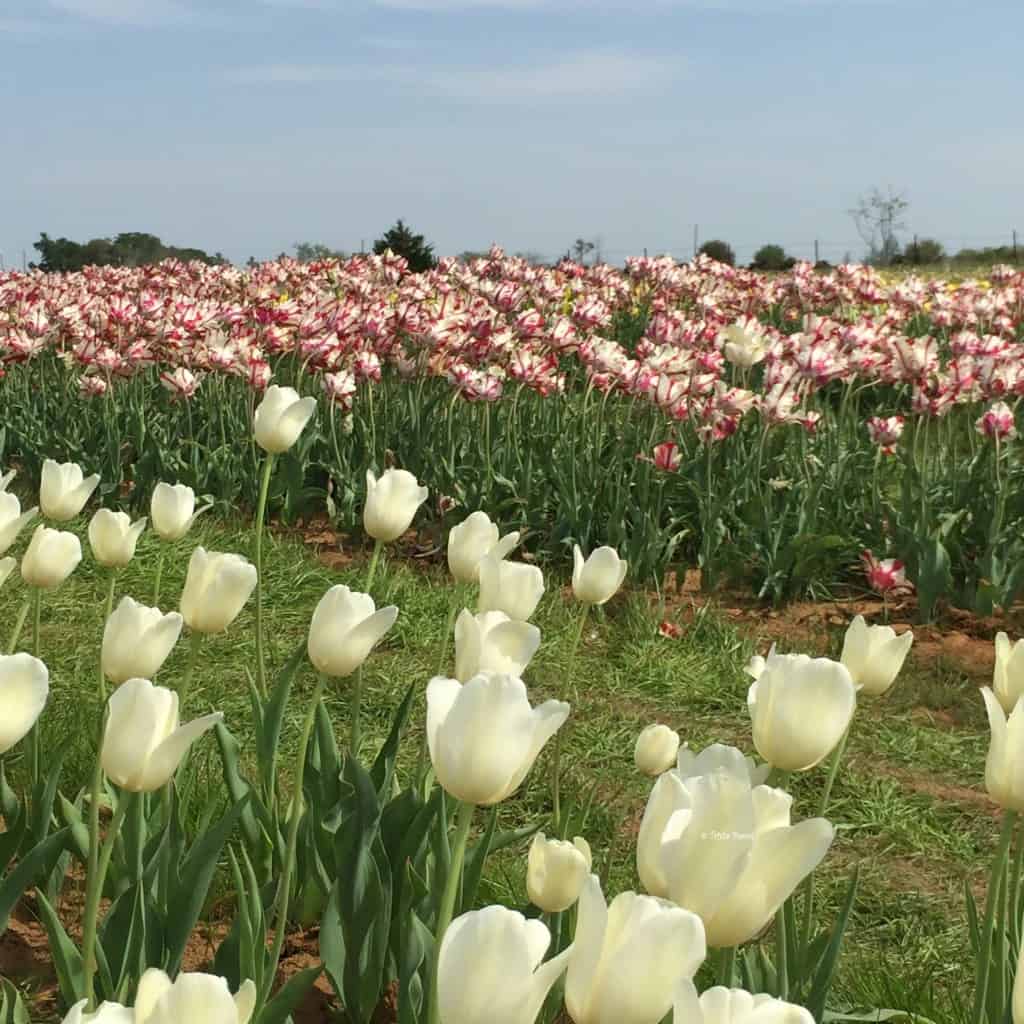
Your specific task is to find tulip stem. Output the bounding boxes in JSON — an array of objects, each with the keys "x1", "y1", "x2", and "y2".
[
  {"x1": 153, "y1": 546, "x2": 166, "y2": 607},
  {"x1": 254, "y1": 451, "x2": 276, "y2": 701},
  {"x1": 972, "y1": 809, "x2": 1018, "y2": 1024},
  {"x1": 98, "y1": 570, "x2": 118, "y2": 700},
  {"x1": 6, "y1": 597, "x2": 31, "y2": 654},
  {"x1": 262, "y1": 671, "x2": 327, "y2": 1008},
  {"x1": 32, "y1": 586, "x2": 42, "y2": 658},
  {"x1": 428, "y1": 800, "x2": 475, "y2": 1024},
  {"x1": 365, "y1": 538, "x2": 384, "y2": 595},
  {"x1": 718, "y1": 946, "x2": 737, "y2": 987},
  {"x1": 350, "y1": 666, "x2": 364, "y2": 757},
  {"x1": 178, "y1": 630, "x2": 203, "y2": 709},
  {"x1": 552, "y1": 605, "x2": 589, "y2": 836}
]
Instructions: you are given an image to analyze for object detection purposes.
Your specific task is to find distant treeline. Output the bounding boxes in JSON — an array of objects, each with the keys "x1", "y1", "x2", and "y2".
[{"x1": 29, "y1": 232, "x2": 226, "y2": 273}]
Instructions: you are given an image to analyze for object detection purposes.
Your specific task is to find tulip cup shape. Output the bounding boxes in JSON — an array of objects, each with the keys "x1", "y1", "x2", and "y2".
[
  {"x1": 635, "y1": 724, "x2": 681, "y2": 777},
  {"x1": 675, "y1": 741, "x2": 771, "y2": 786},
  {"x1": 101, "y1": 678, "x2": 223, "y2": 792},
  {"x1": 994, "y1": 633, "x2": 1024, "y2": 714},
  {"x1": 720, "y1": 325, "x2": 767, "y2": 369},
  {"x1": 102, "y1": 597, "x2": 184, "y2": 684},
  {"x1": 307, "y1": 585, "x2": 399, "y2": 678},
  {"x1": 20, "y1": 524, "x2": 83, "y2": 589},
  {"x1": 454, "y1": 609, "x2": 541, "y2": 683},
  {"x1": 60, "y1": 1001, "x2": 133, "y2": 1024},
  {"x1": 180, "y1": 547, "x2": 258, "y2": 634},
  {"x1": 448, "y1": 511, "x2": 520, "y2": 584},
  {"x1": 427, "y1": 673, "x2": 569, "y2": 806},
  {"x1": 673, "y1": 981, "x2": 815, "y2": 1024},
  {"x1": 364, "y1": 468, "x2": 429, "y2": 542},
  {"x1": 983, "y1": 687, "x2": 1024, "y2": 812},
  {"x1": 150, "y1": 482, "x2": 211, "y2": 541},
  {"x1": 40, "y1": 458, "x2": 100, "y2": 521},
  {"x1": 747, "y1": 650, "x2": 857, "y2": 771},
  {"x1": 253, "y1": 383, "x2": 317, "y2": 454},
  {"x1": 132, "y1": 968, "x2": 256, "y2": 1024},
  {"x1": 0, "y1": 653, "x2": 49, "y2": 754},
  {"x1": 0, "y1": 491, "x2": 38, "y2": 556},
  {"x1": 527, "y1": 833, "x2": 592, "y2": 913},
  {"x1": 88, "y1": 509, "x2": 147, "y2": 569},
  {"x1": 572, "y1": 545, "x2": 628, "y2": 606},
  {"x1": 839, "y1": 615, "x2": 913, "y2": 696},
  {"x1": 565, "y1": 874, "x2": 706, "y2": 1024},
  {"x1": 438, "y1": 906, "x2": 573, "y2": 1024},
  {"x1": 478, "y1": 555, "x2": 545, "y2": 622}
]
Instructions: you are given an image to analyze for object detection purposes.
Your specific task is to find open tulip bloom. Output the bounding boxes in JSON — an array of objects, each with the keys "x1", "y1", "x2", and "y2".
[
  {"x1": 454, "y1": 609, "x2": 541, "y2": 683},
  {"x1": 448, "y1": 510, "x2": 520, "y2": 584},
  {"x1": 102, "y1": 597, "x2": 184, "y2": 685},
  {"x1": 253, "y1": 384, "x2": 317, "y2": 454},
  {"x1": 39, "y1": 458, "x2": 100, "y2": 521},
  {"x1": 478, "y1": 555, "x2": 545, "y2": 623},
  {"x1": 88, "y1": 509, "x2": 147, "y2": 569},
  {"x1": 0, "y1": 653, "x2": 49, "y2": 754},
  {"x1": 364, "y1": 467, "x2": 429, "y2": 543},
  {"x1": 0, "y1": 490, "x2": 38, "y2": 556},
  {"x1": 672, "y1": 981, "x2": 815, "y2": 1024},
  {"x1": 839, "y1": 615, "x2": 913, "y2": 697}
]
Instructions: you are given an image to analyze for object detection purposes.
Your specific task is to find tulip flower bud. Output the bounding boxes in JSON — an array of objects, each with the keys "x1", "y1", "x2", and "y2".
[
  {"x1": 253, "y1": 384, "x2": 317, "y2": 454},
  {"x1": 448, "y1": 511, "x2": 520, "y2": 584},
  {"x1": 673, "y1": 981, "x2": 815, "y2": 1024},
  {"x1": 133, "y1": 968, "x2": 256, "y2": 1024},
  {"x1": 307, "y1": 585, "x2": 398, "y2": 678},
  {"x1": 572, "y1": 545, "x2": 628, "y2": 606},
  {"x1": 179, "y1": 547, "x2": 257, "y2": 634},
  {"x1": 101, "y1": 678, "x2": 223, "y2": 792},
  {"x1": 454, "y1": 609, "x2": 540, "y2": 683},
  {"x1": 150, "y1": 482, "x2": 211, "y2": 541},
  {"x1": 0, "y1": 491, "x2": 38, "y2": 556},
  {"x1": 634, "y1": 724, "x2": 680, "y2": 777},
  {"x1": 20, "y1": 524, "x2": 82, "y2": 589},
  {"x1": 60, "y1": 1000, "x2": 133, "y2": 1023},
  {"x1": 427, "y1": 673, "x2": 569, "y2": 806},
  {"x1": 565, "y1": 875, "x2": 706, "y2": 1024},
  {"x1": 839, "y1": 615, "x2": 913, "y2": 696},
  {"x1": 994, "y1": 633, "x2": 1024, "y2": 714},
  {"x1": 102, "y1": 597, "x2": 184, "y2": 685},
  {"x1": 527, "y1": 833, "x2": 592, "y2": 912},
  {"x1": 438, "y1": 906, "x2": 572, "y2": 1024},
  {"x1": 88, "y1": 509, "x2": 147, "y2": 569},
  {"x1": 747, "y1": 650, "x2": 856, "y2": 771},
  {"x1": 983, "y1": 687, "x2": 1024, "y2": 812},
  {"x1": 39, "y1": 458, "x2": 100, "y2": 521},
  {"x1": 364, "y1": 468, "x2": 429, "y2": 542},
  {"x1": 478, "y1": 555, "x2": 545, "y2": 622},
  {"x1": 0, "y1": 653, "x2": 49, "y2": 755}
]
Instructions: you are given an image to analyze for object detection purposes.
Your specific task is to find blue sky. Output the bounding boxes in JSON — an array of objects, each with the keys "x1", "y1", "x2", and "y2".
[{"x1": 3, "y1": 0, "x2": 1022, "y2": 266}]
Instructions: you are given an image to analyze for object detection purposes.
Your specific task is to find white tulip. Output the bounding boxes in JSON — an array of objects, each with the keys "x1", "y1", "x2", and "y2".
[
  {"x1": 983, "y1": 687, "x2": 1024, "y2": 812},
  {"x1": 720, "y1": 324, "x2": 767, "y2": 369},
  {"x1": 527, "y1": 833, "x2": 592, "y2": 912},
  {"x1": 40, "y1": 459, "x2": 100, "y2": 521},
  {"x1": 88, "y1": 509, "x2": 147, "y2": 569},
  {"x1": 994, "y1": 633, "x2": 1024, "y2": 715},
  {"x1": 0, "y1": 491, "x2": 37, "y2": 556},
  {"x1": 253, "y1": 384, "x2": 317, "y2": 454},
  {"x1": 102, "y1": 597, "x2": 184, "y2": 685},
  {"x1": 60, "y1": 1001, "x2": 133, "y2": 1024},
  {"x1": 179, "y1": 547, "x2": 258, "y2": 634},
  {"x1": 454, "y1": 609, "x2": 541, "y2": 683},
  {"x1": 150, "y1": 482, "x2": 211, "y2": 541},
  {"x1": 133, "y1": 968, "x2": 256, "y2": 1024},
  {"x1": 675, "y1": 742, "x2": 771, "y2": 786},
  {"x1": 364, "y1": 468, "x2": 429, "y2": 542},
  {"x1": 673, "y1": 981, "x2": 815, "y2": 1024},
  {"x1": 427, "y1": 673, "x2": 569, "y2": 806},
  {"x1": 0, "y1": 468, "x2": 15, "y2": 492},
  {"x1": 0, "y1": 653, "x2": 49, "y2": 754},
  {"x1": 840, "y1": 615, "x2": 913, "y2": 696},
  {"x1": 438, "y1": 906, "x2": 572, "y2": 1024},
  {"x1": 307, "y1": 585, "x2": 398, "y2": 678},
  {"x1": 635, "y1": 724, "x2": 681, "y2": 777},
  {"x1": 565, "y1": 875, "x2": 706, "y2": 1024},
  {"x1": 747, "y1": 650, "x2": 856, "y2": 771},
  {"x1": 448, "y1": 511, "x2": 520, "y2": 584},
  {"x1": 101, "y1": 678, "x2": 223, "y2": 792},
  {"x1": 572, "y1": 545, "x2": 627, "y2": 606},
  {"x1": 478, "y1": 555, "x2": 545, "y2": 622},
  {"x1": 20, "y1": 524, "x2": 82, "y2": 589}
]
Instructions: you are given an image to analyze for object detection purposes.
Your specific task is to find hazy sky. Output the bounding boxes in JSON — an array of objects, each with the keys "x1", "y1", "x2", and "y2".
[{"x1": 3, "y1": 0, "x2": 1022, "y2": 267}]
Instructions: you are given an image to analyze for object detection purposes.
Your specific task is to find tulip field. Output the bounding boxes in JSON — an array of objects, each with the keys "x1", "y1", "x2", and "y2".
[{"x1": 0, "y1": 251, "x2": 1022, "y2": 1024}]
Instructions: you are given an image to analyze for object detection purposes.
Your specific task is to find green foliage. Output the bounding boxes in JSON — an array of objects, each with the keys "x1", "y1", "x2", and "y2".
[
  {"x1": 293, "y1": 241, "x2": 347, "y2": 263},
  {"x1": 31, "y1": 231, "x2": 225, "y2": 272},
  {"x1": 901, "y1": 239, "x2": 946, "y2": 265},
  {"x1": 373, "y1": 220, "x2": 437, "y2": 273},
  {"x1": 752, "y1": 243, "x2": 796, "y2": 271},
  {"x1": 699, "y1": 239, "x2": 736, "y2": 265}
]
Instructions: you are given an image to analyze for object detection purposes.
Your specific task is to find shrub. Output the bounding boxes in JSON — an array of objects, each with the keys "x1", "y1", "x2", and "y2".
[
  {"x1": 751, "y1": 244, "x2": 796, "y2": 271},
  {"x1": 699, "y1": 239, "x2": 735, "y2": 265}
]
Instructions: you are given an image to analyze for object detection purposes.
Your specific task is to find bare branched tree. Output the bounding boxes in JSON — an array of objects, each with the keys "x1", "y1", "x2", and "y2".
[{"x1": 848, "y1": 186, "x2": 909, "y2": 266}]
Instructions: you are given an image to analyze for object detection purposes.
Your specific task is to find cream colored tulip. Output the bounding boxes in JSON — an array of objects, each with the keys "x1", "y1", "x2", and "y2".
[
  {"x1": 448, "y1": 510, "x2": 520, "y2": 584},
  {"x1": 840, "y1": 615, "x2": 913, "y2": 696},
  {"x1": 0, "y1": 491, "x2": 37, "y2": 556},
  {"x1": 0, "y1": 468, "x2": 15, "y2": 492},
  {"x1": 527, "y1": 833, "x2": 592, "y2": 912},
  {"x1": 454, "y1": 609, "x2": 541, "y2": 683},
  {"x1": 572, "y1": 545, "x2": 627, "y2": 606},
  {"x1": 983, "y1": 687, "x2": 1024, "y2": 812},
  {"x1": 253, "y1": 384, "x2": 317, "y2": 454},
  {"x1": 150, "y1": 482, "x2": 211, "y2": 541},
  {"x1": 20, "y1": 524, "x2": 82, "y2": 589},
  {"x1": 673, "y1": 981, "x2": 815, "y2": 1024},
  {"x1": 720, "y1": 324, "x2": 766, "y2": 369},
  {"x1": 675, "y1": 742, "x2": 771, "y2": 786},
  {"x1": 179, "y1": 547, "x2": 257, "y2": 634},
  {"x1": 133, "y1": 968, "x2": 256, "y2": 1024},
  {"x1": 40, "y1": 459, "x2": 100, "y2": 521},
  {"x1": 102, "y1": 597, "x2": 184, "y2": 685},
  {"x1": 0, "y1": 653, "x2": 49, "y2": 754},
  {"x1": 635, "y1": 724, "x2": 681, "y2": 777},
  {"x1": 88, "y1": 509, "x2": 147, "y2": 569},
  {"x1": 478, "y1": 555, "x2": 545, "y2": 622},
  {"x1": 364, "y1": 468, "x2": 429, "y2": 542},
  {"x1": 994, "y1": 633, "x2": 1024, "y2": 714},
  {"x1": 307, "y1": 585, "x2": 398, "y2": 678},
  {"x1": 60, "y1": 1001, "x2": 133, "y2": 1024}
]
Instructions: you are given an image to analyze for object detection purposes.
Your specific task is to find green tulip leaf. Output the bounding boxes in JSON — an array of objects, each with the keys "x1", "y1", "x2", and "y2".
[
  {"x1": 0, "y1": 828, "x2": 70, "y2": 934},
  {"x1": 256, "y1": 965, "x2": 323, "y2": 1024}
]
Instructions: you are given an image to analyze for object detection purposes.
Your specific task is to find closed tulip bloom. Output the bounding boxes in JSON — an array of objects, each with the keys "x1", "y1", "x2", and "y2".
[
  {"x1": 101, "y1": 678, "x2": 223, "y2": 792},
  {"x1": 572, "y1": 546, "x2": 628, "y2": 606},
  {"x1": 0, "y1": 653, "x2": 49, "y2": 754},
  {"x1": 0, "y1": 491, "x2": 38, "y2": 556},
  {"x1": 88, "y1": 509, "x2": 147, "y2": 569},
  {"x1": 839, "y1": 615, "x2": 913, "y2": 696},
  {"x1": 133, "y1": 968, "x2": 256, "y2": 1024},
  {"x1": 994, "y1": 633, "x2": 1024, "y2": 714},
  {"x1": 180, "y1": 547, "x2": 258, "y2": 634},
  {"x1": 673, "y1": 982, "x2": 815, "y2": 1024},
  {"x1": 448, "y1": 511, "x2": 521, "y2": 584},
  {"x1": 364, "y1": 468, "x2": 429, "y2": 542},
  {"x1": 102, "y1": 597, "x2": 184, "y2": 685},
  {"x1": 40, "y1": 459, "x2": 100, "y2": 521},
  {"x1": 150, "y1": 482, "x2": 211, "y2": 541},
  {"x1": 427, "y1": 673, "x2": 569, "y2": 805},
  {"x1": 527, "y1": 833, "x2": 592, "y2": 912},
  {"x1": 635, "y1": 724, "x2": 681, "y2": 777},
  {"x1": 439, "y1": 906, "x2": 571, "y2": 1024},
  {"x1": 983, "y1": 687, "x2": 1024, "y2": 812},
  {"x1": 747, "y1": 650, "x2": 856, "y2": 771},
  {"x1": 478, "y1": 555, "x2": 545, "y2": 622},
  {"x1": 454, "y1": 609, "x2": 541, "y2": 683},
  {"x1": 307, "y1": 585, "x2": 398, "y2": 678},
  {"x1": 565, "y1": 875, "x2": 706, "y2": 1024},
  {"x1": 253, "y1": 383, "x2": 317, "y2": 454},
  {"x1": 60, "y1": 1001, "x2": 133, "y2": 1023},
  {"x1": 20, "y1": 524, "x2": 82, "y2": 589}
]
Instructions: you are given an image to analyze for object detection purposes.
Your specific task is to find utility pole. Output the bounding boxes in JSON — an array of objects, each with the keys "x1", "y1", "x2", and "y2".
[
  {"x1": 21, "y1": 249, "x2": 26, "y2": 271},
  {"x1": 814, "y1": 240, "x2": 819, "y2": 263},
  {"x1": 643, "y1": 247, "x2": 648, "y2": 258}
]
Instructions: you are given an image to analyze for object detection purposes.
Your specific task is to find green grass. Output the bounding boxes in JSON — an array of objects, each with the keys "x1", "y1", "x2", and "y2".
[{"x1": 0, "y1": 515, "x2": 1003, "y2": 1022}]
